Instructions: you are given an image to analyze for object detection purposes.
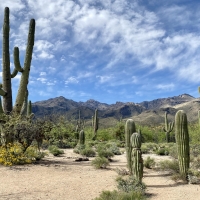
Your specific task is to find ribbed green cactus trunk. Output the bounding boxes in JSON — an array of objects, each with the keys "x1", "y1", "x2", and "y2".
[
  {"x1": 175, "y1": 110, "x2": 190, "y2": 181},
  {"x1": 2, "y1": 7, "x2": 12, "y2": 113},
  {"x1": 125, "y1": 119, "x2": 136, "y2": 174},
  {"x1": 131, "y1": 132, "x2": 143, "y2": 182}
]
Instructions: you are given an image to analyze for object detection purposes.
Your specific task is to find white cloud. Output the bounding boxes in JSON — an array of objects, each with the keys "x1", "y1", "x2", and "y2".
[
  {"x1": 156, "y1": 83, "x2": 175, "y2": 91},
  {"x1": 40, "y1": 72, "x2": 46, "y2": 76},
  {"x1": 65, "y1": 77, "x2": 79, "y2": 84},
  {"x1": 37, "y1": 78, "x2": 47, "y2": 83}
]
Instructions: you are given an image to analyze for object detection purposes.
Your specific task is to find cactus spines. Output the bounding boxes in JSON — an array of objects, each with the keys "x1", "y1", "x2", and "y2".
[
  {"x1": 79, "y1": 130, "x2": 85, "y2": 146},
  {"x1": 163, "y1": 112, "x2": 174, "y2": 143},
  {"x1": 175, "y1": 110, "x2": 190, "y2": 181},
  {"x1": 93, "y1": 109, "x2": 99, "y2": 140},
  {"x1": 125, "y1": 119, "x2": 136, "y2": 174},
  {"x1": 1, "y1": 7, "x2": 35, "y2": 114}
]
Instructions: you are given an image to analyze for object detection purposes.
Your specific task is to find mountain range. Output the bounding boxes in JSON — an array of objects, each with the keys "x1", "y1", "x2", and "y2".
[{"x1": 32, "y1": 94, "x2": 200, "y2": 126}]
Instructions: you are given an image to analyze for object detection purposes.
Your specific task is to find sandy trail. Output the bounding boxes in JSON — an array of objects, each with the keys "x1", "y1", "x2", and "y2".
[{"x1": 0, "y1": 149, "x2": 199, "y2": 200}]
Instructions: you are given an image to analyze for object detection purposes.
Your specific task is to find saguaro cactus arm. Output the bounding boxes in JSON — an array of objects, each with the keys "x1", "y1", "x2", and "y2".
[
  {"x1": 11, "y1": 47, "x2": 24, "y2": 78},
  {"x1": 13, "y1": 18, "x2": 35, "y2": 114}
]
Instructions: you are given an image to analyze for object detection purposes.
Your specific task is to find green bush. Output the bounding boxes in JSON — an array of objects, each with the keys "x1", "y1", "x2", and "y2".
[
  {"x1": 116, "y1": 176, "x2": 146, "y2": 194},
  {"x1": 156, "y1": 147, "x2": 169, "y2": 155},
  {"x1": 106, "y1": 142, "x2": 122, "y2": 155},
  {"x1": 91, "y1": 157, "x2": 110, "y2": 169},
  {"x1": 48, "y1": 145, "x2": 64, "y2": 156},
  {"x1": 157, "y1": 159, "x2": 179, "y2": 174},
  {"x1": 73, "y1": 144, "x2": 85, "y2": 154},
  {"x1": 144, "y1": 156, "x2": 155, "y2": 169},
  {"x1": 80, "y1": 147, "x2": 96, "y2": 157},
  {"x1": 94, "y1": 190, "x2": 146, "y2": 200}
]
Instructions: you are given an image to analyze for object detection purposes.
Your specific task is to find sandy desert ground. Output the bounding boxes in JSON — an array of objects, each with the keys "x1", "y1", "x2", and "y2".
[{"x1": 0, "y1": 149, "x2": 200, "y2": 200}]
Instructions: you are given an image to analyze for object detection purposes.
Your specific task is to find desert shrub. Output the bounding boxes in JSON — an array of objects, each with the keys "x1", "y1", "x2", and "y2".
[
  {"x1": 94, "y1": 190, "x2": 146, "y2": 200},
  {"x1": 48, "y1": 145, "x2": 64, "y2": 156},
  {"x1": 116, "y1": 176, "x2": 146, "y2": 194},
  {"x1": 144, "y1": 156, "x2": 155, "y2": 169},
  {"x1": 98, "y1": 149, "x2": 114, "y2": 159},
  {"x1": 96, "y1": 143, "x2": 114, "y2": 159},
  {"x1": 106, "y1": 142, "x2": 122, "y2": 155},
  {"x1": 156, "y1": 146, "x2": 169, "y2": 155},
  {"x1": 73, "y1": 144, "x2": 85, "y2": 154},
  {"x1": 168, "y1": 144, "x2": 178, "y2": 159},
  {"x1": 157, "y1": 159, "x2": 179, "y2": 174},
  {"x1": 115, "y1": 168, "x2": 129, "y2": 176},
  {"x1": 190, "y1": 155, "x2": 200, "y2": 171},
  {"x1": 141, "y1": 144, "x2": 150, "y2": 154},
  {"x1": 80, "y1": 147, "x2": 96, "y2": 157},
  {"x1": 0, "y1": 143, "x2": 45, "y2": 166},
  {"x1": 91, "y1": 157, "x2": 110, "y2": 169}
]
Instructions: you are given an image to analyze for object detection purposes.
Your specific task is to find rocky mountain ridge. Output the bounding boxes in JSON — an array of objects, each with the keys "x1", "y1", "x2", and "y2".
[{"x1": 32, "y1": 94, "x2": 200, "y2": 125}]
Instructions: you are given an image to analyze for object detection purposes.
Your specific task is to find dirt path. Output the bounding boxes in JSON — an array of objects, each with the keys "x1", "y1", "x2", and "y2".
[{"x1": 0, "y1": 149, "x2": 199, "y2": 200}]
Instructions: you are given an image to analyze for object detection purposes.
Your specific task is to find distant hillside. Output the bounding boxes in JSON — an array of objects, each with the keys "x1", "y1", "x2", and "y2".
[{"x1": 32, "y1": 94, "x2": 200, "y2": 126}]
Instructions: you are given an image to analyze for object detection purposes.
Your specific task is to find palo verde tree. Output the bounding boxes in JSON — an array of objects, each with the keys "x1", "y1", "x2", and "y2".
[{"x1": 0, "y1": 7, "x2": 35, "y2": 114}]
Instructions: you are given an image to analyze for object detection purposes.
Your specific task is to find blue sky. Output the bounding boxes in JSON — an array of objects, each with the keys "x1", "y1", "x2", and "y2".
[{"x1": 0, "y1": 0, "x2": 200, "y2": 104}]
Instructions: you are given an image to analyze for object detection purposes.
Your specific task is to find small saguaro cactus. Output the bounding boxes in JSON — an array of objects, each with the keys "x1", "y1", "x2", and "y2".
[
  {"x1": 131, "y1": 132, "x2": 143, "y2": 182},
  {"x1": 79, "y1": 130, "x2": 85, "y2": 146},
  {"x1": 163, "y1": 112, "x2": 174, "y2": 143},
  {"x1": 92, "y1": 109, "x2": 99, "y2": 140},
  {"x1": 125, "y1": 119, "x2": 136, "y2": 174},
  {"x1": 175, "y1": 110, "x2": 190, "y2": 182}
]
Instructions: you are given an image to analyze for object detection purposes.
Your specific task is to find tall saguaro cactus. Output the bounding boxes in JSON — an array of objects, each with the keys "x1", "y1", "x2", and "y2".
[
  {"x1": 92, "y1": 109, "x2": 99, "y2": 140},
  {"x1": 125, "y1": 119, "x2": 136, "y2": 174},
  {"x1": 175, "y1": 110, "x2": 190, "y2": 181},
  {"x1": 163, "y1": 112, "x2": 174, "y2": 143},
  {"x1": 0, "y1": 7, "x2": 35, "y2": 114}
]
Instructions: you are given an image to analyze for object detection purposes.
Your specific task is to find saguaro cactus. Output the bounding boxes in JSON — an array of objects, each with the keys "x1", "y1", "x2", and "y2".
[
  {"x1": 125, "y1": 119, "x2": 136, "y2": 174},
  {"x1": 79, "y1": 130, "x2": 85, "y2": 146},
  {"x1": 131, "y1": 132, "x2": 143, "y2": 182},
  {"x1": 175, "y1": 110, "x2": 190, "y2": 181},
  {"x1": 0, "y1": 7, "x2": 35, "y2": 114},
  {"x1": 163, "y1": 112, "x2": 174, "y2": 143},
  {"x1": 92, "y1": 109, "x2": 99, "y2": 140}
]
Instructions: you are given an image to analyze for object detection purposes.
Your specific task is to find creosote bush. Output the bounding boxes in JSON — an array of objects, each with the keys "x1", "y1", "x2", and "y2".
[
  {"x1": 144, "y1": 156, "x2": 155, "y2": 169},
  {"x1": 91, "y1": 157, "x2": 110, "y2": 169},
  {"x1": 94, "y1": 190, "x2": 146, "y2": 200},
  {"x1": 48, "y1": 145, "x2": 64, "y2": 156}
]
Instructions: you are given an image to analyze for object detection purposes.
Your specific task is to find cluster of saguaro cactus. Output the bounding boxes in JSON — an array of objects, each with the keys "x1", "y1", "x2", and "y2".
[
  {"x1": 131, "y1": 132, "x2": 143, "y2": 182},
  {"x1": 175, "y1": 110, "x2": 190, "y2": 181},
  {"x1": 92, "y1": 109, "x2": 99, "y2": 140},
  {"x1": 75, "y1": 110, "x2": 85, "y2": 137},
  {"x1": 0, "y1": 7, "x2": 35, "y2": 114},
  {"x1": 163, "y1": 112, "x2": 174, "y2": 143}
]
